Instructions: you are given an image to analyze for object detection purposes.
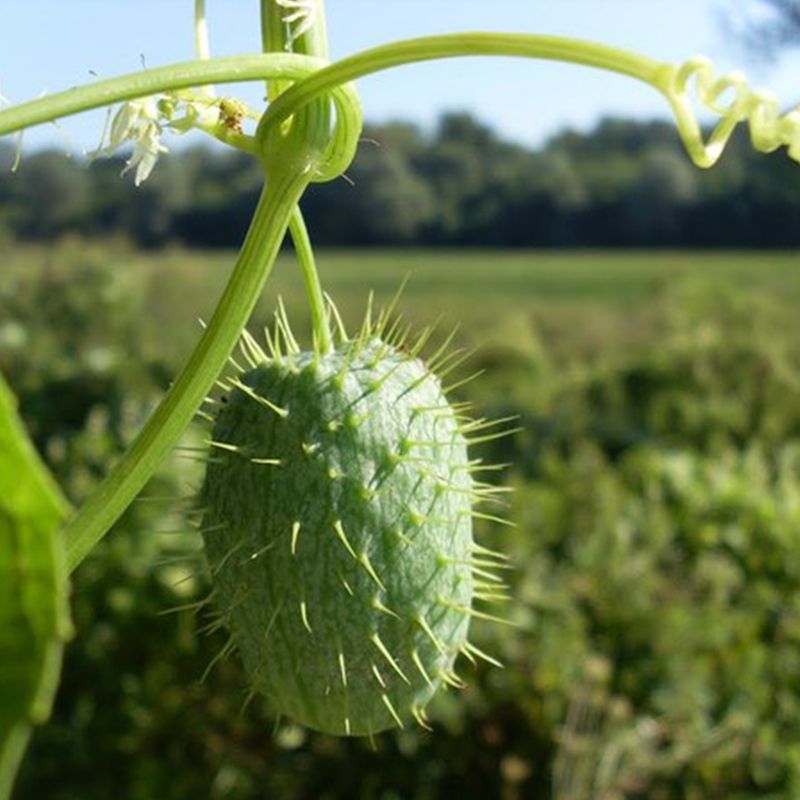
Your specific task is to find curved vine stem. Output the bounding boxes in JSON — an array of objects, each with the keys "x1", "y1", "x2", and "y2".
[
  {"x1": 0, "y1": 54, "x2": 325, "y2": 138},
  {"x1": 261, "y1": 33, "x2": 665, "y2": 131},
  {"x1": 260, "y1": 32, "x2": 800, "y2": 170},
  {"x1": 64, "y1": 168, "x2": 310, "y2": 571}
]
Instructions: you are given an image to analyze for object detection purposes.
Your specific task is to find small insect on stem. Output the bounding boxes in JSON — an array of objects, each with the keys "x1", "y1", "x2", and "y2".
[{"x1": 219, "y1": 98, "x2": 248, "y2": 133}]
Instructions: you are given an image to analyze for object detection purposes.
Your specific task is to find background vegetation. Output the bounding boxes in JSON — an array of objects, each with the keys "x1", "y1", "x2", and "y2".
[
  {"x1": 3, "y1": 240, "x2": 800, "y2": 798},
  {"x1": 5, "y1": 1, "x2": 800, "y2": 795},
  {"x1": 2, "y1": 113, "x2": 800, "y2": 249}
]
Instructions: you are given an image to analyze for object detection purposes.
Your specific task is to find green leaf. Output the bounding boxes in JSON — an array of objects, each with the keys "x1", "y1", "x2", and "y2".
[{"x1": 0, "y1": 371, "x2": 71, "y2": 800}]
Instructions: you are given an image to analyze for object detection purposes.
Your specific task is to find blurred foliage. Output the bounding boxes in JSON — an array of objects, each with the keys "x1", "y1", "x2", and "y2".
[
  {"x1": 3, "y1": 245, "x2": 800, "y2": 798},
  {"x1": 3, "y1": 112, "x2": 800, "y2": 248},
  {"x1": 0, "y1": 370, "x2": 70, "y2": 800}
]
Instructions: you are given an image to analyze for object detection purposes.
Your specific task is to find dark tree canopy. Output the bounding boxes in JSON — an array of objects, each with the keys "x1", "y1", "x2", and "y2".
[{"x1": 2, "y1": 110, "x2": 800, "y2": 248}]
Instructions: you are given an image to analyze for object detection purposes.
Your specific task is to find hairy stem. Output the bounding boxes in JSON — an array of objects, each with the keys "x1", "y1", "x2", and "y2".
[{"x1": 64, "y1": 168, "x2": 311, "y2": 571}]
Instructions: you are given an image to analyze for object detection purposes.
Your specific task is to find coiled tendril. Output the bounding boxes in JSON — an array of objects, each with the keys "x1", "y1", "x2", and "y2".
[{"x1": 662, "y1": 55, "x2": 800, "y2": 168}]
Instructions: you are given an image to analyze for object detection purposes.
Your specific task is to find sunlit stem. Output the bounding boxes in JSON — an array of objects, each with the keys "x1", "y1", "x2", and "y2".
[
  {"x1": 194, "y1": 0, "x2": 215, "y2": 97},
  {"x1": 259, "y1": 32, "x2": 800, "y2": 170},
  {"x1": 289, "y1": 207, "x2": 332, "y2": 353},
  {"x1": 295, "y1": 0, "x2": 329, "y2": 63},
  {"x1": 262, "y1": 33, "x2": 665, "y2": 133}
]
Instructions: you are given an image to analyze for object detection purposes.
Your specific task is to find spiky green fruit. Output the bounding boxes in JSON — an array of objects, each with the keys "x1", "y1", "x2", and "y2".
[{"x1": 200, "y1": 327, "x2": 481, "y2": 736}]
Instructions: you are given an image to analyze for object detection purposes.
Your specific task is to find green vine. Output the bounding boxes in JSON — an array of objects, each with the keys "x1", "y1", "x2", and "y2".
[
  {"x1": 0, "y1": 54, "x2": 324, "y2": 139},
  {"x1": 260, "y1": 33, "x2": 800, "y2": 169}
]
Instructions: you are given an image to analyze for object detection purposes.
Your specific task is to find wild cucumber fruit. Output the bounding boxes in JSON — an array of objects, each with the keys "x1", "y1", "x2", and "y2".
[{"x1": 200, "y1": 303, "x2": 507, "y2": 736}]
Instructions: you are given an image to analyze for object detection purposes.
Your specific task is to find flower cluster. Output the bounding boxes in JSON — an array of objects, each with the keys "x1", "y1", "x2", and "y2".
[{"x1": 97, "y1": 94, "x2": 220, "y2": 185}]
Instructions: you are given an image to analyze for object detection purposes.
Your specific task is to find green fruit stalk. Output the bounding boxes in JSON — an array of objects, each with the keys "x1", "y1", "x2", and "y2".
[{"x1": 200, "y1": 303, "x2": 507, "y2": 736}]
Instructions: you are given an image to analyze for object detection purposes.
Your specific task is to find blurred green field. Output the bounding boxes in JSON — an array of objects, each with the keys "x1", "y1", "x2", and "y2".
[
  {"x1": 4, "y1": 243, "x2": 800, "y2": 800},
  {"x1": 6, "y1": 243, "x2": 800, "y2": 363}
]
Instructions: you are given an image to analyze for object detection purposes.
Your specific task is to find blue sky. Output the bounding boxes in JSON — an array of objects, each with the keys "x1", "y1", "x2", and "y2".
[{"x1": 1, "y1": 0, "x2": 798, "y2": 153}]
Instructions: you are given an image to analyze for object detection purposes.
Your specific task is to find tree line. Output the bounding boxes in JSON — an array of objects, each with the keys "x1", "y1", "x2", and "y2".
[{"x1": 1, "y1": 112, "x2": 799, "y2": 248}]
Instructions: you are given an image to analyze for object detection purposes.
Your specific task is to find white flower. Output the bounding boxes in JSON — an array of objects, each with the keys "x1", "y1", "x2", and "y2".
[
  {"x1": 108, "y1": 97, "x2": 159, "y2": 148},
  {"x1": 94, "y1": 93, "x2": 248, "y2": 184},
  {"x1": 122, "y1": 121, "x2": 169, "y2": 186},
  {"x1": 275, "y1": 0, "x2": 317, "y2": 47},
  {"x1": 99, "y1": 97, "x2": 169, "y2": 186}
]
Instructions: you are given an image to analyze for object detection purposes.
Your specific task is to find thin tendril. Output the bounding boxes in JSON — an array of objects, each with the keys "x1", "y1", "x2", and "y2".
[{"x1": 289, "y1": 207, "x2": 332, "y2": 354}]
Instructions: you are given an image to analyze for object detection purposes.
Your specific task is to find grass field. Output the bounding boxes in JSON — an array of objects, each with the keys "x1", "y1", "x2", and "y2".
[
  {"x1": 139, "y1": 247, "x2": 800, "y2": 310},
  {"x1": 6, "y1": 243, "x2": 800, "y2": 366}
]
